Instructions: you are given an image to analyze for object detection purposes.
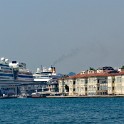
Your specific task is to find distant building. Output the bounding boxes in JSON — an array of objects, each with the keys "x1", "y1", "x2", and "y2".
[
  {"x1": 108, "y1": 73, "x2": 124, "y2": 95},
  {"x1": 75, "y1": 78, "x2": 87, "y2": 96},
  {"x1": 58, "y1": 66, "x2": 124, "y2": 96}
]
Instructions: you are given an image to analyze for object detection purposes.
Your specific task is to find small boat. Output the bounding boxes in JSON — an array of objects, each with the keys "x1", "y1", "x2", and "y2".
[
  {"x1": 18, "y1": 95, "x2": 27, "y2": 98},
  {"x1": 0, "y1": 94, "x2": 17, "y2": 99},
  {"x1": 31, "y1": 90, "x2": 46, "y2": 98}
]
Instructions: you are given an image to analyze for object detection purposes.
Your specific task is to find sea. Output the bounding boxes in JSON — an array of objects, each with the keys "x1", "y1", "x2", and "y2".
[{"x1": 0, "y1": 98, "x2": 124, "y2": 124}]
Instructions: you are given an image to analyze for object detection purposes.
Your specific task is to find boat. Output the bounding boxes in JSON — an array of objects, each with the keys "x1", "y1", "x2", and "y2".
[
  {"x1": 0, "y1": 58, "x2": 14, "y2": 81},
  {"x1": 33, "y1": 66, "x2": 57, "y2": 82},
  {"x1": 9, "y1": 61, "x2": 33, "y2": 82},
  {"x1": 33, "y1": 66, "x2": 59, "y2": 95},
  {"x1": 0, "y1": 58, "x2": 16, "y2": 96},
  {"x1": 17, "y1": 95, "x2": 27, "y2": 98},
  {"x1": 31, "y1": 90, "x2": 46, "y2": 98},
  {"x1": 0, "y1": 57, "x2": 34, "y2": 97}
]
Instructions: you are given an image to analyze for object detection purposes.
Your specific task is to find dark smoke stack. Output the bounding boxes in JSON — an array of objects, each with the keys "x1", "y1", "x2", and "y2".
[
  {"x1": 51, "y1": 66, "x2": 56, "y2": 73},
  {"x1": 52, "y1": 48, "x2": 80, "y2": 66},
  {"x1": 53, "y1": 67, "x2": 56, "y2": 73}
]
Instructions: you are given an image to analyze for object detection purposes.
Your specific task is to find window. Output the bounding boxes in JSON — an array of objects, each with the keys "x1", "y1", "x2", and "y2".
[
  {"x1": 85, "y1": 87, "x2": 87, "y2": 91},
  {"x1": 73, "y1": 88, "x2": 75, "y2": 91},
  {"x1": 85, "y1": 79, "x2": 88, "y2": 84},
  {"x1": 112, "y1": 87, "x2": 114, "y2": 90},
  {"x1": 73, "y1": 81, "x2": 76, "y2": 85},
  {"x1": 97, "y1": 80, "x2": 99, "y2": 83},
  {"x1": 81, "y1": 80, "x2": 83, "y2": 82},
  {"x1": 116, "y1": 77, "x2": 121, "y2": 83},
  {"x1": 97, "y1": 87, "x2": 99, "y2": 90}
]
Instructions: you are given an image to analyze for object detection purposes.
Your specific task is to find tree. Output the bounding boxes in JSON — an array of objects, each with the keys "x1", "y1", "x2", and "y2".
[
  {"x1": 121, "y1": 65, "x2": 124, "y2": 69},
  {"x1": 89, "y1": 67, "x2": 96, "y2": 71}
]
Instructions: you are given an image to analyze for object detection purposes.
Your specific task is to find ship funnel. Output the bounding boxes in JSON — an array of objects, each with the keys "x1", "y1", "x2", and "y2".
[
  {"x1": 51, "y1": 66, "x2": 56, "y2": 73},
  {"x1": 53, "y1": 67, "x2": 56, "y2": 73}
]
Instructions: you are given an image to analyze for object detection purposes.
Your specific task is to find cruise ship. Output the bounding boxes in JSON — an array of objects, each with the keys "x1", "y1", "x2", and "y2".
[
  {"x1": 0, "y1": 57, "x2": 33, "y2": 82},
  {"x1": 33, "y1": 66, "x2": 59, "y2": 95},
  {"x1": 0, "y1": 58, "x2": 14, "y2": 81},
  {"x1": 9, "y1": 61, "x2": 33, "y2": 82},
  {"x1": 33, "y1": 66, "x2": 57, "y2": 82},
  {"x1": 0, "y1": 57, "x2": 34, "y2": 96}
]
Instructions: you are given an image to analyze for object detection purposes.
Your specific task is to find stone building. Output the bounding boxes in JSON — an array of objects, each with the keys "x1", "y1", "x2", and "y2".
[
  {"x1": 58, "y1": 67, "x2": 124, "y2": 96},
  {"x1": 75, "y1": 78, "x2": 87, "y2": 96}
]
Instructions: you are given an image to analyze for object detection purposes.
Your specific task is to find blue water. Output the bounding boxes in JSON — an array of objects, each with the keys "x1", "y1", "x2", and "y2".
[{"x1": 0, "y1": 98, "x2": 124, "y2": 124}]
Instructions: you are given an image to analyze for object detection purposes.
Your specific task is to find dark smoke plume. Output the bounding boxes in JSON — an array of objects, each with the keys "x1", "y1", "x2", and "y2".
[{"x1": 52, "y1": 48, "x2": 80, "y2": 66}]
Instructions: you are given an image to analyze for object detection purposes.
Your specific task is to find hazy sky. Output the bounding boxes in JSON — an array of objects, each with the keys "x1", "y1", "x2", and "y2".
[{"x1": 0, "y1": 0, "x2": 124, "y2": 73}]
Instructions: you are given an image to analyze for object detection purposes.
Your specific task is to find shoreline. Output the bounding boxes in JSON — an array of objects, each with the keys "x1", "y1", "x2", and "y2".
[
  {"x1": 1, "y1": 95, "x2": 124, "y2": 99},
  {"x1": 46, "y1": 95, "x2": 124, "y2": 98}
]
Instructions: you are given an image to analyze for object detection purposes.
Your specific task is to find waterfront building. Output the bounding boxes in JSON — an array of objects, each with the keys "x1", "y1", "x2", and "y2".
[
  {"x1": 107, "y1": 68, "x2": 124, "y2": 95},
  {"x1": 74, "y1": 71, "x2": 108, "y2": 96},
  {"x1": 97, "y1": 77, "x2": 108, "y2": 95},
  {"x1": 86, "y1": 74, "x2": 108, "y2": 96},
  {"x1": 87, "y1": 77, "x2": 98, "y2": 96},
  {"x1": 108, "y1": 73, "x2": 124, "y2": 95},
  {"x1": 114, "y1": 75, "x2": 123, "y2": 95},
  {"x1": 68, "y1": 78, "x2": 76, "y2": 96},
  {"x1": 108, "y1": 76, "x2": 115, "y2": 95},
  {"x1": 75, "y1": 78, "x2": 87, "y2": 96},
  {"x1": 58, "y1": 78, "x2": 68, "y2": 95},
  {"x1": 58, "y1": 75, "x2": 75, "y2": 96},
  {"x1": 58, "y1": 66, "x2": 118, "y2": 96},
  {"x1": 58, "y1": 78, "x2": 75, "y2": 96}
]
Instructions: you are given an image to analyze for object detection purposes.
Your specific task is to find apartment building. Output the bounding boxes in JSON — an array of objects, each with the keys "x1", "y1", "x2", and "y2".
[
  {"x1": 75, "y1": 78, "x2": 87, "y2": 96},
  {"x1": 58, "y1": 67, "x2": 124, "y2": 96}
]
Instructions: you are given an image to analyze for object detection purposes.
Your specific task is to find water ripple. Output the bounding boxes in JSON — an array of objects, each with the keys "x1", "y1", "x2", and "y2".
[{"x1": 0, "y1": 98, "x2": 124, "y2": 124}]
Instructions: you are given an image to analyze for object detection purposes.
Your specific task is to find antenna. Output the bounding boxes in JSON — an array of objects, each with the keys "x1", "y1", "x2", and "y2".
[{"x1": 41, "y1": 65, "x2": 43, "y2": 72}]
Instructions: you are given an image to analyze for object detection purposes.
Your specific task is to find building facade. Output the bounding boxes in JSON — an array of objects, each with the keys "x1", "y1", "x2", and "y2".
[
  {"x1": 75, "y1": 78, "x2": 87, "y2": 96},
  {"x1": 58, "y1": 67, "x2": 124, "y2": 96}
]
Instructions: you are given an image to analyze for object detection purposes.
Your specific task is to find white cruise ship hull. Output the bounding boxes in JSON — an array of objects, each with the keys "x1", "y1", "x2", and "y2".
[{"x1": 34, "y1": 78, "x2": 51, "y2": 82}]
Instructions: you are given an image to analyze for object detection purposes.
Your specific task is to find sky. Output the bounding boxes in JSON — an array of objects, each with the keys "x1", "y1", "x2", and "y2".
[{"x1": 0, "y1": 0, "x2": 124, "y2": 74}]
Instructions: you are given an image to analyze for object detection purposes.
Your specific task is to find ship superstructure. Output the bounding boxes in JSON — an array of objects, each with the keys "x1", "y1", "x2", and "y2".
[
  {"x1": 0, "y1": 58, "x2": 14, "y2": 81},
  {"x1": 0, "y1": 57, "x2": 34, "y2": 96},
  {"x1": 33, "y1": 66, "x2": 59, "y2": 94},
  {"x1": 33, "y1": 66, "x2": 57, "y2": 82},
  {"x1": 9, "y1": 61, "x2": 33, "y2": 82}
]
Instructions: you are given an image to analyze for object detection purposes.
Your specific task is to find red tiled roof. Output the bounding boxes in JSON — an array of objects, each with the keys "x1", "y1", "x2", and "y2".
[{"x1": 68, "y1": 71, "x2": 124, "y2": 79}]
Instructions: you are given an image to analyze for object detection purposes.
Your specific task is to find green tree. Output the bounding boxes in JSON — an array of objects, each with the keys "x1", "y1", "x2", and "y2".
[
  {"x1": 89, "y1": 67, "x2": 96, "y2": 71},
  {"x1": 121, "y1": 65, "x2": 124, "y2": 69}
]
